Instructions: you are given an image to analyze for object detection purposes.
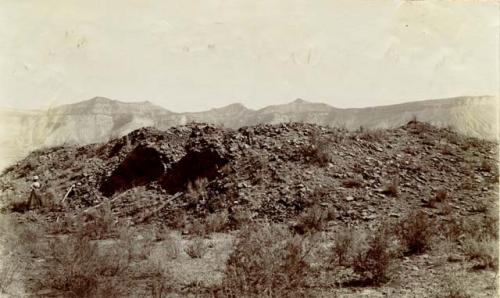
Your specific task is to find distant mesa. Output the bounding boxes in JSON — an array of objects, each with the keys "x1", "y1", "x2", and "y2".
[
  {"x1": 292, "y1": 98, "x2": 308, "y2": 104},
  {"x1": 0, "y1": 95, "x2": 497, "y2": 170}
]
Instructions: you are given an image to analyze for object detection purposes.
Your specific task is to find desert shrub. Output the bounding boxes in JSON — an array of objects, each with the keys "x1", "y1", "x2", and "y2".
[
  {"x1": 441, "y1": 145, "x2": 453, "y2": 155},
  {"x1": 461, "y1": 236, "x2": 498, "y2": 270},
  {"x1": 479, "y1": 159, "x2": 493, "y2": 172},
  {"x1": 342, "y1": 178, "x2": 363, "y2": 188},
  {"x1": 184, "y1": 237, "x2": 208, "y2": 259},
  {"x1": 168, "y1": 210, "x2": 188, "y2": 230},
  {"x1": 227, "y1": 209, "x2": 253, "y2": 229},
  {"x1": 219, "y1": 224, "x2": 313, "y2": 297},
  {"x1": 7, "y1": 200, "x2": 29, "y2": 213},
  {"x1": 402, "y1": 146, "x2": 416, "y2": 155},
  {"x1": 53, "y1": 204, "x2": 118, "y2": 239},
  {"x1": 293, "y1": 205, "x2": 327, "y2": 234},
  {"x1": 185, "y1": 211, "x2": 230, "y2": 236},
  {"x1": 352, "y1": 226, "x2": 394, "y2": 285},
  {"x1": 398, "y1": 210, "x2": 434, "y2": 255},
  {"x1": 407, "y1": 120, "x2": 430, "y2": 135},
  {"x1": 382, "y1": 179, "x2": 399, "y2": 197},
  {"x1": 185, "y1": 178, "x2": 209, "y2": 210},
  {"x1": 435, "y1": 190, "x2": 448, "y2": 202},
  {"x1": 358, "y1": 128, "x2": 387, "y2": 142},
  {"x1": 34, "y1": 233, "x2": 131, "y2": 297},
  {"x1": 483, "y1": 210, "x2": 498, "y2": 239},
  {"x1": 204, "y1": 211, "x2": 229, "y2": 233},
  {"x1": 301, "y1": 131, "x2": 332, "y2": 166},
  {"x1": 330, "y1": 226, "x2": 365, "y2": 266}
]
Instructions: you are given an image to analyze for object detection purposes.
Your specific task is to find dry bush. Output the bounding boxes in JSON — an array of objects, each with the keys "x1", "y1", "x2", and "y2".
[
  {"x1": 47, "y1": 203, "x2": 118, "y2": 240},
  {"x1": 185, "y1": 177, "x2": 209, "y2": 210},
  {"x1": 185, "y1": 211, "x2": 230, "y2": 236},
  {"x1": 407, "y1": 121, "x2": 430, "y2": 135},
  {"x1": 185, "y1": 218, "x2": 208, "y2": 236},
  {"x1": 439, "y1": 212, "x2": 498, "y2": 271},
  {"x1": 218, "y1": 224, "x2": 314, "y2": 297},
  {"x1": 168, "y1": 210, "x2": 188, "y2": 230},
  {"x1": 479, "y1": 159, "x2": 493, "y2": 172},
  {"x1": 184, "y1": 237, "x2": 208, "y2": 259},
  {"x1": 33, "y1": 233, "x2": 131, "y2": 297},
  {"x1": 330, "y1": 226, "x2": 365, "y2": 266},
  {"x1": 342, "y1": 178, "x2": 363, "y2": 188},
  {"x1": 402, "y1": 146, "x2": 416, "y2": 155},
  {"x1": 441, "y1": 145, "x2": 453, "y2": 155},
  {"x1": 302, "y1": 131, "x2": 332, "y2": 166},
  {"x1": 461, "y1": 236, "x2": 498, "y2": 270},
  {"x1": 294, "y1": 205, "x2": 328, "y2": 235},
  {"x1": 483, "y1": 209, "x2": 498, "y2": 239},
  {"x1": 398, "y1": 210, "x2": 434, "y2": 255},
  {"x1": 382, "y1": 179, "x2": 399, "y2": 197},
  {"x1": 358, "y1": 128, "x2": 387, "y2": 142},
  {"x1": 78, "y1": 203, "x2": 118, "y2": 239},
  {"x1": 227, "y1": 209, "x2": 253, "y2": 229},
  {"x1": 435, "y1": 190, "x2": 448, "y2": 203},
  {"x1": 352, "y1": 226, "x2": 394, "y2": 285},
  {"x1": 204, "y1": 211, "x2": 229, "y2": 234}
]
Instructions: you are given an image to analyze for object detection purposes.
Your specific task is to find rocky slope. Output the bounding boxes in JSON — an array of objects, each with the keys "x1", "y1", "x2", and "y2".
[
  {"x1": 0, "y1": 95, "x2": 497, "y2": 170},
  {"x1": 0, "y1": 122, "x2": 497, "y2": 228}
]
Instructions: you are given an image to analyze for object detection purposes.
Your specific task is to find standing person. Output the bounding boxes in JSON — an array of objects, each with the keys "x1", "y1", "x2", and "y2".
[{"x1": 27, "y1": 175, "x2": 42, "y2": 209}]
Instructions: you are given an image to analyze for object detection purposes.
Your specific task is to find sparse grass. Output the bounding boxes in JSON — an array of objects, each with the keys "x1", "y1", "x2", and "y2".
[
  {"x1": 439, "y1": 211, "x2": 498, "y2": 271},
  {"x1": 398, "y1": 210, "x2": 434, "y2": 255},
  {"x1": 461, "y1": 236, "x2": 498, "y2": 270},
  {"x1": 48, "y1": 203, "x2": 118, "y2": 240},
  {"x1": 148, "y1": 247, "x2": 176, "y2": 297},
  {"x1": 436, "y1": 273, "x2": 472, "y2": 298},
  {"x1": 184, "y1": 237, "x2": 208, "y2": 259},
  {"x1": 358, "y1": 128, "x2": 387, "y2": 142},
  {"x1": 0, "y1": 258, "x2": 18, "y2": 294}
]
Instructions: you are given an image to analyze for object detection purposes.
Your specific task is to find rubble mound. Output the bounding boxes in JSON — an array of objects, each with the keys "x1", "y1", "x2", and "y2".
[{"x1": 0, "y1": 122, "x2": 497, "y2": 227}]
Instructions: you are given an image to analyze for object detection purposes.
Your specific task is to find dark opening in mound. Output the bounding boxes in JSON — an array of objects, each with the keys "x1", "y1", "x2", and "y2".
[
  {"x1": 160, "y1": 148, "x2": 229, "y2": 194},
  {"x1": 100, "y1": 146, "x2": 166, "y2": 197}
]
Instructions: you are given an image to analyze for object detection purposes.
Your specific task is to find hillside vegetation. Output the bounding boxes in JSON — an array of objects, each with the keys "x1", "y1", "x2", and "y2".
[{"x1": 0, "y1": 121, "x2": 497, "y2": 297}]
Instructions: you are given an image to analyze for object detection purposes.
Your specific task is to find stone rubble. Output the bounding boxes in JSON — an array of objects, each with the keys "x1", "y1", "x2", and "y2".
[{"x1": 0, "y1": 121, "x2": 497, "y2": 228}]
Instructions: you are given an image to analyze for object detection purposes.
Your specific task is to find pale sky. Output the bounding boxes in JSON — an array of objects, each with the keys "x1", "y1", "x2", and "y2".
[{"x1": 0, "y1": 0, "x2": 498, "y2": 112}]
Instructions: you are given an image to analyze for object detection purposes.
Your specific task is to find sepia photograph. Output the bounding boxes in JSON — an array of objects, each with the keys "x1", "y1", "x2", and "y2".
[{"x1": 0, "y1": 1, "x2": 498, "y2": 297}]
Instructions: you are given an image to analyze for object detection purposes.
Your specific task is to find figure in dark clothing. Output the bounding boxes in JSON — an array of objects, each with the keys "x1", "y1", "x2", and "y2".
[{"x1": 27, "y1": 175, "x2": 42, "y2": 209}]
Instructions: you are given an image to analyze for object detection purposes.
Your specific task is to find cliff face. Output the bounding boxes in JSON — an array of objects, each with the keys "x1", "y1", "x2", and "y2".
[{"x1": 0, "y1": 95, "x2": 497, "y2": 169}]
